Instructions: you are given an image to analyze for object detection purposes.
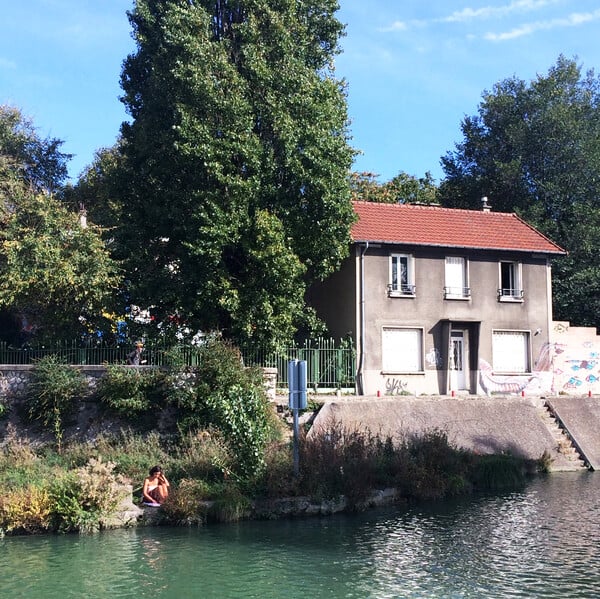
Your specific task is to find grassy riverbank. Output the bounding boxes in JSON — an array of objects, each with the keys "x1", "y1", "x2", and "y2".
[
  {"x1": 0, "y1": 421, "x2": 546, "y2": 535},
  {"x1": 0, "y1": 338, "x2": 548, "y2": 535}
]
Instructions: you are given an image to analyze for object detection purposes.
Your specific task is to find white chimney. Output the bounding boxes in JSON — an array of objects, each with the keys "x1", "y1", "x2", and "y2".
[{"x1": 481, "y1": 197, "x2": 491, "y2": 212}]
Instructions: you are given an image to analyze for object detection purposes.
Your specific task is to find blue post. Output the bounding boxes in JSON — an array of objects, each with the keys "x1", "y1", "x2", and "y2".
[{"x1": 288, "y1": 360, "x2": 307, "y2": 476}]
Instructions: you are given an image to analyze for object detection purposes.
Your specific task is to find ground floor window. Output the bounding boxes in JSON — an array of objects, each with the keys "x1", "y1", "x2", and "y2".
[
  {"x1": 492, "y1": 330, "x2": 530, "y2": 373},
  {"x1": 382, "y1": 327, "x2": 423, "y2": 372}
]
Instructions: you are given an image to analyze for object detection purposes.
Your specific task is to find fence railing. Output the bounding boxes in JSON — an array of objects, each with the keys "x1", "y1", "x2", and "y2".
[
  {"x1": 0, "y1": 338, "x2": 356, "y2": 390},
  {"x1": 0, "y1": 341, "x2": 169, "y2": 367},
  {"x1": 240, "y1": 338, "x2": 356, "y2": 390}
]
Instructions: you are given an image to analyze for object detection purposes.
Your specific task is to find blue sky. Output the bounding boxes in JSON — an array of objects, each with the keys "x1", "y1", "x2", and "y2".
[{"x1": 2, "y1": 1, "x2": 600, "y2": 184}]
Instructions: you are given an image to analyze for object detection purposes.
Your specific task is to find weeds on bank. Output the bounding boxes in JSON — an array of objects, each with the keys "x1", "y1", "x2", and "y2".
[
  {"x1": 26, "y1": 355, "x2": 86, "y2": 452},
  {"x1": 0, "y1": 441, "x2": 127, "y2": 535},
  {"x1": 256, "y1": 421, "x2": 540, "y2": 506},
  {"x1": 0, "y1": 421, "x2": 540, "y2": 534}
]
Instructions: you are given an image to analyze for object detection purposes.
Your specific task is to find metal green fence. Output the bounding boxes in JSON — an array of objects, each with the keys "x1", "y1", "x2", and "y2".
[
  {"x1": 0, "y1": 341, "x2": 169, "y2": 366},
  {"x1": 0, "y1": 338, "x2": 356, "y2": 390},
  {"x1": 241, "y1": 338, "x2": 356, "y2": 390}
]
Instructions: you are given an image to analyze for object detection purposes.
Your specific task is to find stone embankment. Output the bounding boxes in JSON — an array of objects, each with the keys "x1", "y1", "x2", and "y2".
[{"x1": 309, "y1": 394, "x2": 596, "y2": 472}]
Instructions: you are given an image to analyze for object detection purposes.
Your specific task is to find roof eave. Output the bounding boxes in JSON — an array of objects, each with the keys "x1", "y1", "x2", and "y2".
[{"x1": 351, "y1": 239, "x2": 566, "y2": 255}]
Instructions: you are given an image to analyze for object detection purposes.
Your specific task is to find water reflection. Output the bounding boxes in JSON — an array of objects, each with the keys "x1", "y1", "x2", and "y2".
[{"x1": 0, "y1": 473, "x2": 598, "y2": 598}]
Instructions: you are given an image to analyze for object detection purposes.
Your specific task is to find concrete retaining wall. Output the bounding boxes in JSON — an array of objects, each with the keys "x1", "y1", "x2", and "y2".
[{"x1": 310, "y1": 396, "x2": 586, "y2": 471}]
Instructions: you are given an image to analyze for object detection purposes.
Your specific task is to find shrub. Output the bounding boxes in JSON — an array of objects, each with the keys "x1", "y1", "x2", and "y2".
[
  {"x1": 170, "y1": 429, "x2": 234, "y2": 482},
  {"x1": 299, "y1": 422, "x2": 383, "y2": 503},
  {"x1": 49, "y1": 473, "x2": 95, "y2": 533},
  {"x1": 96, "y1": 365, "x2": 165, "y2": 416},
  {"x1": 166, "y1": 338, "x2": 278, "y2": 478},
  {"x1": 207, "y1": 482, "x2": 252, "y2": 523},
  {"x1": 92, "y1": 430, "x2": 172, "y2": 492},
  {"x1": 26, "y1": 355, "x2": 86, "y2": 451},
  {"x1": 296, "y1": 423, "x2": 504, "y2": 504},
  {"x1": 469, "y1": 454, "x2": 527, "y2": 491},
  {"x1": 253, "y1": 441, "x2": 298, "y2": 498},
  {"x1": 75, "y1": 456, "x2": 128, "y2": 515},
  {"x1": 0, "y1": 485, "x2": 52, "y2": 535},
  {"x1": 159, "y1": 478, "x2": 211, "y2": 525},
  {"x1": 49, "y1": 457, "x2": 127, "y2": 533},
  {"x1": 204, "y1": 383, "x2": 273, "y2": 477}
]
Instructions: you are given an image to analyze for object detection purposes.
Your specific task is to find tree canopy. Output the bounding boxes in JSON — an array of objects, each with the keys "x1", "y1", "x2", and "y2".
[
  {"x1": 350, "y1": 171, "x2": 439, "y2": 204},
  {"x1": 110, "y1": 0, "x2": 355, "y2": 349},
  {"x1": 0, "y1": 105, "x2": 71, "y2": 196},
  {"x1": 439, "y1": 56, "x2": 600, "y2": 329},
  {"x1": 0, "y1": 106, "x2": 120, "y2": 342}
]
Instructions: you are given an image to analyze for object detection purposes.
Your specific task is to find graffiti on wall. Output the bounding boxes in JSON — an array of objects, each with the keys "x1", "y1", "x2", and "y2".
[
  {"x1": 478, "y1": 359, "x2": 537, "y2": 396},
  {"x1": 552, "y1": 341, "x2": 600, "y2": 393},
  {"x1": 425, "y1": 347, "x2": 442, "y2": 368},
  {"x1": 385, "y1": 377, "x2": 409, "y2": 395},
  {"x1": 479, "y1": 333, "x2": 600, "y2": 396}
]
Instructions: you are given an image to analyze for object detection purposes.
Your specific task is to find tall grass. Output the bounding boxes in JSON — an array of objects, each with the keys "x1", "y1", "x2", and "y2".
[
  {"x1": 255, "y1": 420, "x2": 539, "y2": 506},
  {"x1": 0, "y1": 417, "x2": 541, "y2": 535}
]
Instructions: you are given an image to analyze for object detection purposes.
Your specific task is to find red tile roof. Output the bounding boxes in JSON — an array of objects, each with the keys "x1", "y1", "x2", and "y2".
[{"x1": 351, "y1": 201, "x2": 565, "y2": 255}]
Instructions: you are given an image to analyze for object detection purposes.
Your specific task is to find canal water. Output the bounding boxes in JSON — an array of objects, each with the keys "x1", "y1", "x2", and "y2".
[{"x1": 1, "y1": 472, "x2": 598, "y2": 598}]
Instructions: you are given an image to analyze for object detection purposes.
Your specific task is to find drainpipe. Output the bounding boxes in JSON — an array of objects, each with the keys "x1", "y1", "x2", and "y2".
[{"x1": 357, "y1": 242, "x2": 369, "y2": 395}]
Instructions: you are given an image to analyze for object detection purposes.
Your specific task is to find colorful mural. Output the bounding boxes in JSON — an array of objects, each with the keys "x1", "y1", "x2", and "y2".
[{"x1": 478, "y1": 323, "x2": 600, "y2": 396}]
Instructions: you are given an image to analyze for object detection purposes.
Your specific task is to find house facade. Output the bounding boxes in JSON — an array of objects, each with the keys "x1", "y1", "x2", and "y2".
[{"x1": 308, "y1": 200, "x2": 565, "y2": 396}]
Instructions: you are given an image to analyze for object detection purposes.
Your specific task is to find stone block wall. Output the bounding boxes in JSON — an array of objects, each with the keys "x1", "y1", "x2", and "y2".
[{"x1": 0, "y1": 365, "x2": 278, "y2": 400}]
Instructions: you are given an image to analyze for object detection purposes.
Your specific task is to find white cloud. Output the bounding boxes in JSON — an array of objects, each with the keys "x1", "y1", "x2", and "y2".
[
  {"x1": 383, "y1": 20, "x2": 408, "y2": 32},
  {"x1": 380, "y1": 0, "x2": 564, "y2": 32},
  {"x1": 442, "y1": 0, "x2": 562, "y2": 23},
  {"x1": 484, "y1": 8, "x2": 600, "y2": 41}
]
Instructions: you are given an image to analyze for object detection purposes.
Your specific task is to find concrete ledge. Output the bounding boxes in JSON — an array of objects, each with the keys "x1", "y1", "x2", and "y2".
[{"x1": 310, "y1": 396, "x2": 582, "y2": 471}]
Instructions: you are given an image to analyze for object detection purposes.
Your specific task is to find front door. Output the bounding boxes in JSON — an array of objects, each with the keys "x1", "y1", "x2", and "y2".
[{"x1": 450, "y1": 330, "x2": 466, "y2": 391}]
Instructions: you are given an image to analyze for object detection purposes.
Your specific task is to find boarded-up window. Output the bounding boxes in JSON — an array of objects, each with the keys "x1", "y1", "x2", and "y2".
[
  {"x1": 382, "y1": 327, "x2": 423, "y2": 372},
  {"x1": 492, "y1": 330, "x2": 530, "y2": 373}
]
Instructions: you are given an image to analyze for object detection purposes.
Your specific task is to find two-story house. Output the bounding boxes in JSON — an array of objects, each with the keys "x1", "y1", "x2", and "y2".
[{"x1": 308, "y1": 200, "x2": 565, "y2": 396}]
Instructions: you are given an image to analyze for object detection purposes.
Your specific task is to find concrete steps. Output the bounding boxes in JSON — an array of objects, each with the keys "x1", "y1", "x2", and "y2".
[{"x1": 537, "y1": 401, "x2": 588, "y2": 470}]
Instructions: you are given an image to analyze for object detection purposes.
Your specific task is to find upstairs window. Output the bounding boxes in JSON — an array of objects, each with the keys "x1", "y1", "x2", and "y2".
[
  {"x1": 389, "y1": 254, "x2": 415, "y2": 296},
  {"x1": 498, "y1": 261, "x2": 524, "y2": 301},
  {"x1": 444, "y1": 256, "x2": 470, "y2": 299}
]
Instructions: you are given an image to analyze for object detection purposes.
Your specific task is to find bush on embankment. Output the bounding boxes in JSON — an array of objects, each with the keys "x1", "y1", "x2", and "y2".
[
  {"x1": 263, "y1": 423, "x2": 540, "y2": 506},
  {"x1": 0, "y1": 337, "x2": 281, "y2": 534},
  {"x1": 0, "y1": 436, "x2": 129, "y2": 535},
  {"x1": 0, "y1": 420, "x2": 541, "y2": 535},
  {"x1": 0, "y1": 341, "x2": 544, "y2": 535}
]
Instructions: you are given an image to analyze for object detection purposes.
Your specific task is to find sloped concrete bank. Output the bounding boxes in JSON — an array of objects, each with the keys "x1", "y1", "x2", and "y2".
[{"x1": 309, "y1": 395, "x2": 593, "y2": 472}]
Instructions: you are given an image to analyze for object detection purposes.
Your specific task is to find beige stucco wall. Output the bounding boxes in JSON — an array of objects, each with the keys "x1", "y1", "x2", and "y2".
[{"x1": 306, "y1": 250, "x2": 357, "y2": 341}]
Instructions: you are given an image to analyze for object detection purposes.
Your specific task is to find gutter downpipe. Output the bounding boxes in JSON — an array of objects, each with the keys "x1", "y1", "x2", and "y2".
[{"x1": 357, "y1": 241, "x2": 369, "y2": 395}]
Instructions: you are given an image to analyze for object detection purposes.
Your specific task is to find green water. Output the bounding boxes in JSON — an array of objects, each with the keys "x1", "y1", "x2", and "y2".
[{"x1": 1, "y1": 472, "x2": 599, "y2": 598}]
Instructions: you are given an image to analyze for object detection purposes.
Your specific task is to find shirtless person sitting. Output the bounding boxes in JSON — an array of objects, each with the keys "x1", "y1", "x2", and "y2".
[{"x1": 142, "y1": 465, "x2": 170, "y2": 506}]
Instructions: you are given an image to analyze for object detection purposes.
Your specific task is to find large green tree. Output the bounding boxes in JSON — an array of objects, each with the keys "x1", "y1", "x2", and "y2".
[
  {"x1": 115, "y1": 0, "x2": 355, "y2": 349},
  {"x1": 0, "y1": 105, "x2": 71, "y2": 195},
  {"x1": 350, "y1": 171, "x2": 439, "y2": 204},
  {"x1": 0, "y1": 107, "x2": 120, "y2": 341},
  {"x1": 440, "y1": 56, "x2": 600, "y2": 329}
]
